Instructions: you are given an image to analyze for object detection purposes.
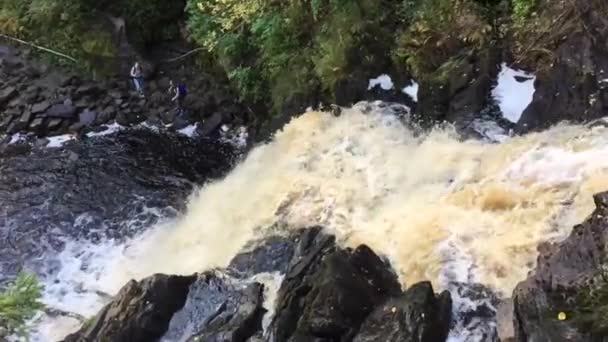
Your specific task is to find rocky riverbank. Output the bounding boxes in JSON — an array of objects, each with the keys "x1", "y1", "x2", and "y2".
[{"x1": 0, "y1": 42, "x2": 249, "y2": 144}]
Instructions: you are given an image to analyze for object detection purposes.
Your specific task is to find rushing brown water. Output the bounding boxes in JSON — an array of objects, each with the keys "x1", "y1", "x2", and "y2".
[
  {"x1": 31, "y1": 106, "x2": 608, "y2": 340},
  {"x1": 107, "y1": 108, "x2": 608, "y2": 296}
]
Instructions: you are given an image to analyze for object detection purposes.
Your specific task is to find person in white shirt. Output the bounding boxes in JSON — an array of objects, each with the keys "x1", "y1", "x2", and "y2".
[{"x1": 130, "y1": 62, "x2": 144, "y2": 97}]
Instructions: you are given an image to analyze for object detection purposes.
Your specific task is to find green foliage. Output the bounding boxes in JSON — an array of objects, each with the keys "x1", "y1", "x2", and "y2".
[
  {"x1": 512, "y1": 0, "x2": 536, "y2": 23},
  {"x1": 228, "y1": 66, "x2": 267, "y2": 104},
  {"x1": 574, "y1": 274, "x2": 608, "y2": 334},
  {"x1": 393, "y1": 0, "x2": 492, "y2": 79},
  {"x1": 186, "y1": 0, "x2": 393, "y2": 114},
  {"x1": 0, "y1": 272, "x2": 44, "y2": 338}
]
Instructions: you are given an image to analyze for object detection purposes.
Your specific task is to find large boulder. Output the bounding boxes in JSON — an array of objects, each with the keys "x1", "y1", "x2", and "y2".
[
  {"x1": 354, "y1": 282, "x2": 452, "y2": 342},
  {"x1": 63, "y1": 274, "x2": 195, "y2": 342},
  {"x1": 417, "y1": 48, "x2": 500, "y2": 127},
  {"x1": 44, "y1": 104, "x2": 77, "y2": 119},
  {"x1": 513, "y1": 192, "x2": 608, "y2": 341},
  {"x1": 161, "y1": 273, "x2": 265, "y2": 341},
  {"x1": 267, "y1": 228, "x2": 451, "y2": 342},
  {"x1": 0, "y1": 86, "x2": 17, "y2": 107}
]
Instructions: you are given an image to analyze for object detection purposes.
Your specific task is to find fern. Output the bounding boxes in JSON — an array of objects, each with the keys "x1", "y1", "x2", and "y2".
[{"x1": 0, "y1": 272, "x2": 45, "y2": 338}]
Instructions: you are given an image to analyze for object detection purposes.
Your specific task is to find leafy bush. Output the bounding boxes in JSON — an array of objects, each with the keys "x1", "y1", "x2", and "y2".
[
  {"x1": 186, "y1": 0, "x2": 392, "y2": 113},
  {"x1": 0, "y1": 272, "x2": 44, "y2": 338},
  {"x1": 393, "y1": 0, "x2": 492, "y2": 79},
  {"x1": 512, "y1": 0, "x2": 536, "y2": 23}
]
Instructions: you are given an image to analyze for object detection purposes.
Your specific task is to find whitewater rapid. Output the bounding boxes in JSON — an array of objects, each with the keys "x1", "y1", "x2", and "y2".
[{"x1": 31, "y1": 106, "x2": 608, "y2": 340}]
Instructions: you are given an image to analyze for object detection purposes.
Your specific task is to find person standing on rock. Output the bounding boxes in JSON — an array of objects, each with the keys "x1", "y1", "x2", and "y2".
[
  {"x1": 169, "y1": 80, "x2": 187, "y2": 117},
  {"x1": 130, "y1": 62, "x2": 145, "y2": 97}
]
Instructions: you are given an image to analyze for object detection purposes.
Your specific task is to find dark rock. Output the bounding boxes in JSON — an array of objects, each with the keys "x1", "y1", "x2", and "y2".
[
  {"x1": 228, "y1": 233, "x2": 299, "y2": 278},
  {"x1": 7, "y1": 97, "x2": 23, "y2": 109},
  {"x1": 115, "y1": 112, "x2": 129, "y2": 126},
  {"x1": 23, "y1": 85, "x2": 40, "y2": 103},
  {"x1": 161, "y1": 272, "x2": 266, "y2": 342},
  {"x1": 516, "y1": 1, "x2": 608, "y2": 131},
  {"x1": 6, "y1": 121, "x2": 21, "y2": 134},
  {"x1": 47, "y1": 118, "x2": 63, "y2": 130},
  {"x1": 417, "y1": 48, "x2": 499, "y2": 126},
  {"x1": 63, "y1": 274, "x2": 196, "y2": 342},
  {"x1": 149, "y1": 91, "x2": 165, "y2": 104},
  {"x1": 18, "y1": 110, "x2": 32, "y2": 126},
  {"x1": 354, "y1": 282, "x2": 452, "y2": 342},
  {"x1": 79, "y1": 110, "x2": 97, "y2": 126},
  {"x1": 109, "y1": 90, "x2": 123, "y2": 99},
  {"x1": 74, "y1": 98, "x2": 89, "y2": 110},
  {"x1": 32, "y1": 101, "x2": 51, "y2": 114},
  {"x1": 0, "y1": 86, "x2": 17, "y2": 106},
  {"x1": 45, "y1": 104, "x2": 76, "y2": 119},
  {"x1": 67, "y1": 122, "x2": 84, "y2": 134},
  {"x1": 160, "y1": 109, "x2": 177, "y2": 124},
  {"x1": 22, "y1": 65, "x2": 40, "y2": 79},
  {"x1": 74, "y1": 84, "x2": 98, "y2": 98},
  {"x1": 200, "y1": 112, "x2": 224, "y2": 137},
  {"x1": 59, "y1": 74, "x2": 74, "y2": 87},
  {"x1": 513, "y1": 192, "x2": 608, "y2": 341},
  {"x1": 29, "y1": 118, "x2": 44, "y2": 132},
  {"x1": 0, "y1": 115, "x2": 14, "y2": 131},
  {"x1": 96, "y1": 107, "x2": 115, "y2": 125},
  {"x1": 267, "y1": 228, "x2": 403, "y2": 341}
]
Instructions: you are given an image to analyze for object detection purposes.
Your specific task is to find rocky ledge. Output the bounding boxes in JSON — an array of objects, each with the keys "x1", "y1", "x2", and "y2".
[
  {"x1": 0, "y1": 43, "x2": 248, "y2": 142},
  {"x1": 513, "y1": 191, "x2": 608, "y2": 341},
  {"x1": 63, "y1": 228, "x2": 452, "y2": 342}
]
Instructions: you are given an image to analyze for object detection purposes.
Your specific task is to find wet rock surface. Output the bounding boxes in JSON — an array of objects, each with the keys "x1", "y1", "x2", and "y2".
[
  {"x1": 0, "y1": 129, "x2": 236, "y2": 282},
  {"x1": 63, "y1": 274, "x2": 196, "y2": 342},
  {"x1": 0, "y1": 43, "x2": 247, "y2": 140},
  {"x1": 513, "y1": 191, "x2": 608, "y2": 341},
  {"x1": 162, "y1": 273, "x2": 266, "y2": 342},
  {"x1": 65, "y1": 228, "x2": 453, "y2": 342}
]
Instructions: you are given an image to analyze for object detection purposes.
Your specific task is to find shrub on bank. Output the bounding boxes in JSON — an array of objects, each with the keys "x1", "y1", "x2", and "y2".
[{"x1": 0, "y1": 272, "x2": 44, "y2": 338}]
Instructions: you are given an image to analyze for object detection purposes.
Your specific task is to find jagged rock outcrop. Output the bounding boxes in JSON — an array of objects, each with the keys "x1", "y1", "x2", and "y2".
[
  {"x1": 354, "y1": 282, "x2": 452, "y2": 342},
  {"x1": 266, "y1": 228, "x2": 452, "y2": 342},
  {"x1": 62, "y1": 228, "x2": 452, "y2": 342},
  {"x1": 516, "y1": 0, "x2": 608, "y2": 131},
  {"x1": 63, "y1": 274, "x2": 196, "y2": 342},
  {"x1": 161, "y1": 273, "x2": 266, "y2": 342},
  {"x1": 513, "y1": 192, "x2": 608, "y2": 341}
]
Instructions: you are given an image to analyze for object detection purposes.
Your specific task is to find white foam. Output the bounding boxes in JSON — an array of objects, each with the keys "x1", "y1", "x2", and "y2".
[
  {"x1": 86, "y1": 122, "x2": 124, "y2": 137},
  {"x1": 177, "y1": 123, "x2": 198, "y2": 138},
  {"x1": 368, "y1": 74, "x2": 394, "y2": 90},
  {"x1": 137, "y1": 121, "x2": 160, "y2": 132},
  {"x1": 248, "y1": 272, "x2": 284, "y2": 333},
  {"x1": 220, "y1": 126, "x2": 249, "y2": 149},
  {"x1": 492, "y1": 63, "x2": 536, "y2": 123},
  {"x1": 9, "y1": 133, "x2": 27, "y2": 144},
  {"x1": 46, "y1": 134, "x2": 75, "y2": 147},
  {"x1": 402, "y1": 80, "x2": 419, "y2": 102},
  {"x1": 503, "y1": 145, "x2": 608, "y2": 185}
]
